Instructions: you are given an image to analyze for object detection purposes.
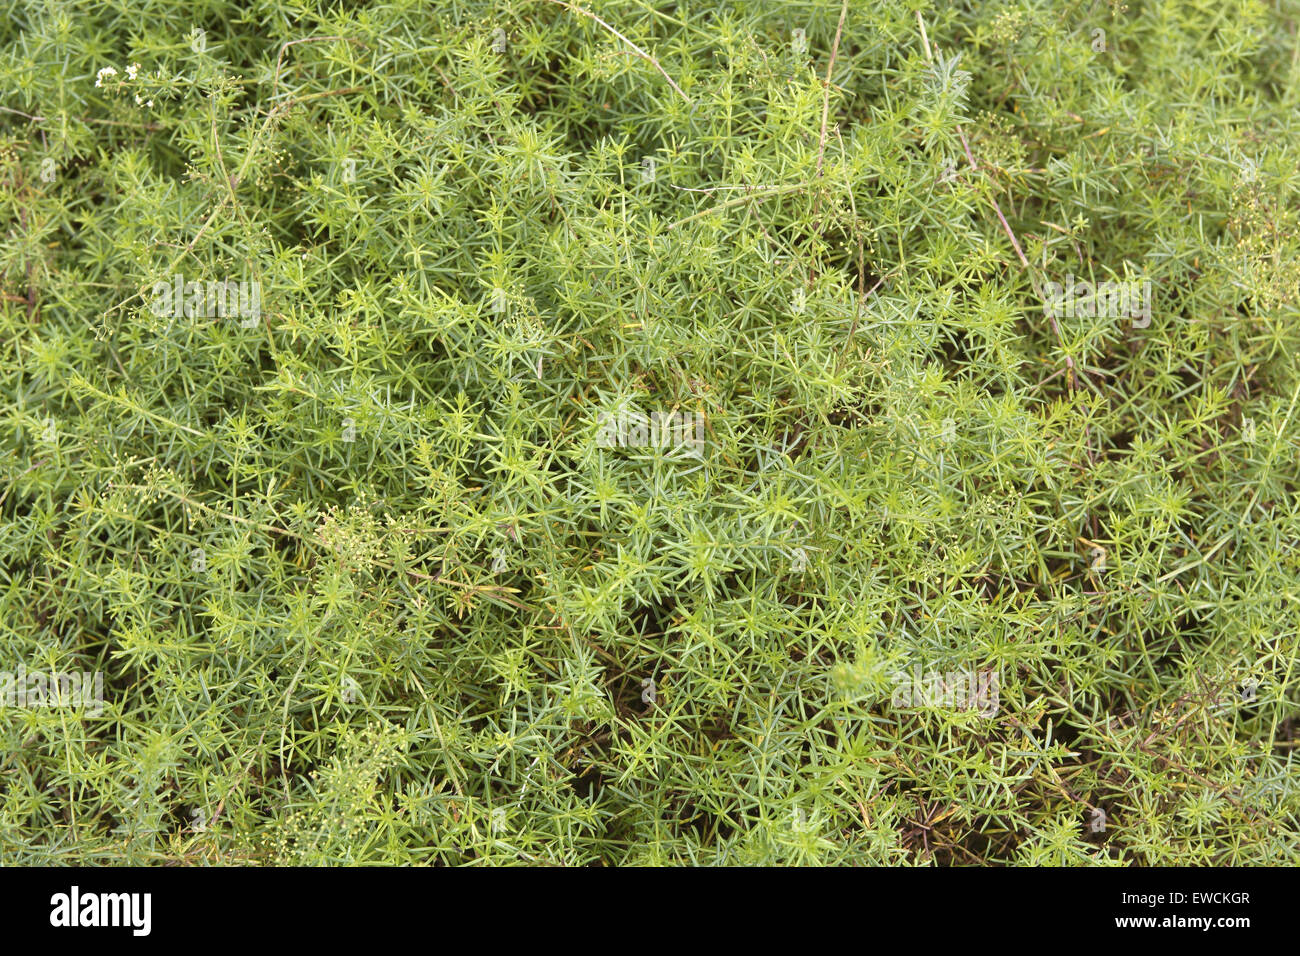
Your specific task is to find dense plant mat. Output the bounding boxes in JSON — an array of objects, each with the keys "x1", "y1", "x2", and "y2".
[{"x1": 2, "y1": 0, "x2": 1298, "y2": 864}]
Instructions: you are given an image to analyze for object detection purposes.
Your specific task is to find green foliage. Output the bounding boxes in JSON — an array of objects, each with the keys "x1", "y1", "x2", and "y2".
[{"x1": 2, "y1": 0, "x2": 1298, "y2": 865}]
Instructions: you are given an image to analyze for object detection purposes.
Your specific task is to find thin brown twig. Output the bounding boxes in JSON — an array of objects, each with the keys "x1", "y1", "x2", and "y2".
[
  {"x1": 814, "y1": 0, "x2": 850, "y2": 186},
  {"x1": 807, "y1": 0, "x2": 850, "y2": 262},
  {"x1": 665, "y1": 182, "x2": 806, "y2": 230},
  {"x1": 918, "y1": 11, "x2": 1079, "y2": 394},
  {"x1": 534, "y1": 0, "x2": 692, "y2": 106},
  {"x1": 836, "y1": 274, "x2": 889, "y2": 377},
  {"x1": 271, "y1": 37, "x2": 367, "y2": 102},
  {"x1": 0, "y1": 106, "x2": 44, "y2": 121}
]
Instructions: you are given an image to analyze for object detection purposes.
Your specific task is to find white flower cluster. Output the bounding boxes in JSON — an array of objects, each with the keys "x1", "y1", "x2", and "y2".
[{"x1": 94, "y1": 62, "x2": 153, "y2": 106}]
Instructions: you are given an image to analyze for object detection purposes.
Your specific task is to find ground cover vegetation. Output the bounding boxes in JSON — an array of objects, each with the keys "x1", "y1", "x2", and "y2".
[{"x1": 1, "y1": 0, "x2": 1298, "y2": 864}]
